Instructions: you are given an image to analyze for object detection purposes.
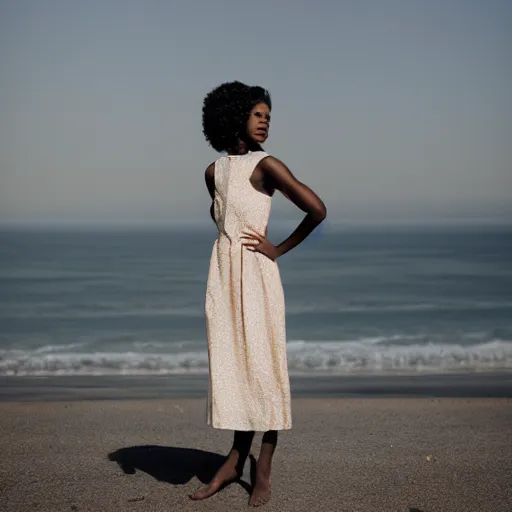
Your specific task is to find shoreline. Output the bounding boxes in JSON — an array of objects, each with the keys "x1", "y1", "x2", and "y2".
[{"x1": 1, "y1": 370, "x2": 511, "y2": 402}]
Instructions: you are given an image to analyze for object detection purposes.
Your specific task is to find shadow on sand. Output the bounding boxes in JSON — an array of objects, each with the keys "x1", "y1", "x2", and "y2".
[
  {"x1": 109, "y1": 447, "x2": 426, "y2": 509},
  {"x1": 108, "y1": 445, "x2": 251, "y2": 494}
]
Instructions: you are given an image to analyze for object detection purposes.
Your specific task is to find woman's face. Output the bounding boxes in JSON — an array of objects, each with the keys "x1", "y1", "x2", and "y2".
[{"x1": 246, "y1": 102, "x2": 271, "y2": 145}]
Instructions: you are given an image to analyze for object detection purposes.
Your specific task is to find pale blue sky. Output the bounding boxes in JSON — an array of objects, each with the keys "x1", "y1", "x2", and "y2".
[{"x1": 1, "y1": 0, "x2": 510, "y2": 225}]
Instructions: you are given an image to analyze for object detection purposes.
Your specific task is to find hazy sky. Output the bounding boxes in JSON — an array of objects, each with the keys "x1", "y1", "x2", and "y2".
[{"x1": 1, "y1": 0, "x2": 510, "y2": 225}]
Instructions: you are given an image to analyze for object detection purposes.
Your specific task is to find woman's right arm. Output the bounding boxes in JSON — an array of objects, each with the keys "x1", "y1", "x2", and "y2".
[
  {"x1": 241, "y1": 157, "x2": 326, "y2": 261},
  {"x1": 261, "y1": 157, "x2": 326, "y2": 258}
]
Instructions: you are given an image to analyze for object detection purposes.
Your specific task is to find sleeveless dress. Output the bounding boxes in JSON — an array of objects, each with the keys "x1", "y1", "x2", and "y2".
[{"x1": 205, "y1": 151, "x2": 292, "y2": 431}]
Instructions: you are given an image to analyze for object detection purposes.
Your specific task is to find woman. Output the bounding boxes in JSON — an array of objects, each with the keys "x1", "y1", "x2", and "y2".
[{"x1": 190, "y1": 81, "x2": 326, "y2": 507}]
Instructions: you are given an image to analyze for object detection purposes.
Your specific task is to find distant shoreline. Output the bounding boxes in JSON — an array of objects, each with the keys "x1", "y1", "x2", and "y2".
[{"x1": 1, "y1": 218, "x2": 512, "y2": 231}]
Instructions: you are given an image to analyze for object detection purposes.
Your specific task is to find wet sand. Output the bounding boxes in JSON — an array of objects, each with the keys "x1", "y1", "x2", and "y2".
[{"x1": 1, "y1": 398, "x2": 511, "y2": 511}]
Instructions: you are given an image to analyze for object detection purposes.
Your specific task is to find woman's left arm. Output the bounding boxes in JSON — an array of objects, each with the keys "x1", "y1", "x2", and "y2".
[{"x1": 205, "y1": 162, "x2": 216, "y2": 224}]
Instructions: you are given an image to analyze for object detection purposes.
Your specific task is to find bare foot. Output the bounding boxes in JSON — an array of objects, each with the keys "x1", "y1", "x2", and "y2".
[
  {"x1": 189, "y1": 461, "x2": 239, "y2": 500},
  {"x1": 249, "y1": 469, "x2": 271, "y2": 507}
]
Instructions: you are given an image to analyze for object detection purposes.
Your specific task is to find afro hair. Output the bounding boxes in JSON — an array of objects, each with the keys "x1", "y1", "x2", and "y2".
[{"x1": 202, "y1": 81, "x2": 272, "y2": 152}]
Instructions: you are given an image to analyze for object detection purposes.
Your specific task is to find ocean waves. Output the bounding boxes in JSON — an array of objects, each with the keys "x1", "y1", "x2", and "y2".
[{"x1": 2, "y1": 338, "x2": 511, "y2": 376}]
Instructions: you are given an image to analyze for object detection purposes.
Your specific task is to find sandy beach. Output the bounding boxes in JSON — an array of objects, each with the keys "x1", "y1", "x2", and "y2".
[{"x1": 1, "y1": 397, "x2": 511, "y2": 512}]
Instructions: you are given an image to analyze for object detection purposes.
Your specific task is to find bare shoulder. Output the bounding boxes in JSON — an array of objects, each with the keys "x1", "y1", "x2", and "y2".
[
  {"x1": 259, "y1": 155, "x2": 290, "y2": 173},
  {"x1": 258, "y1": 155, "x2": 298, "y2": 184},
  {"x1": 205, "y1": 161, "x2": 216, "y2": 179},
  {"x1": 257, "y1": 154, "x2": 326, "y2": 219},
  {"x1": 205, "y1": 161, "x2": 216, "y2": 199}
]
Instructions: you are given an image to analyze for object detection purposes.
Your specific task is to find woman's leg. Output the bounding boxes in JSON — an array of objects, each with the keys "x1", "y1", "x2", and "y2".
[
  {"x1": 190, "y1": 430, "x2": 255, "y2": 500},
  {"x1": 249, "y1": 430, "x2": 278, "y2": 507}
]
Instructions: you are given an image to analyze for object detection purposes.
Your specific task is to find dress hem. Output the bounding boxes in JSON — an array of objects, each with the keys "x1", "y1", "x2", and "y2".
[{"x1": 207, "y1": 422, "x2": 292, "y2": 432}]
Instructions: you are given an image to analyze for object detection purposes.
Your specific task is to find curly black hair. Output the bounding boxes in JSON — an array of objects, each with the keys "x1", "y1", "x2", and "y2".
[{"x1": 202, "y1": 81, "x2": 272, "y2": 152}]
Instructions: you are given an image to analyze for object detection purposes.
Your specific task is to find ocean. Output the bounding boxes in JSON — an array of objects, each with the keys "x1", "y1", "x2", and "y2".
[{"x1": 1, "y1": 224, "x2": 511, "y2": 396}]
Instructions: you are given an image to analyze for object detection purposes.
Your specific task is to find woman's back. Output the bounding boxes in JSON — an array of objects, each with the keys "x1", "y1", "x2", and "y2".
[{"x1": 213, "y1": 151, "x2": 271, "y2": 239}]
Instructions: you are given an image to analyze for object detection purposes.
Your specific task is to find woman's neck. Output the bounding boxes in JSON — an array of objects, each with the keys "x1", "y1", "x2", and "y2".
[{"x1": 227, "y1": 140, "x2": 262, "y2": 156}]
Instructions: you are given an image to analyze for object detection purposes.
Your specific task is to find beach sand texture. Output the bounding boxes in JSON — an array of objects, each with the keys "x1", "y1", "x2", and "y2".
[{"x1": 1, "y1": 398, "x2": 511, "y2": 512}]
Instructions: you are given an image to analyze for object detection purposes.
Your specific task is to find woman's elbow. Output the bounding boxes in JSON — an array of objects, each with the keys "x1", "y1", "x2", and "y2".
[{"x1": 311, "y1": 201, "x2": 327, "y2": 222}]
